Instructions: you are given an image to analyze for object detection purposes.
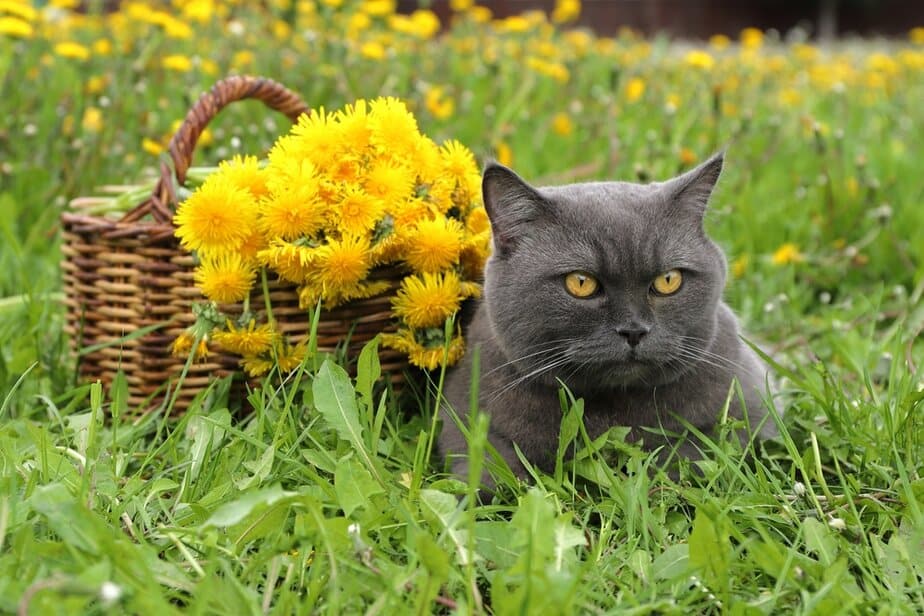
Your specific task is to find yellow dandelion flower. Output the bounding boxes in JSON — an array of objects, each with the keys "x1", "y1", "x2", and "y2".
[
  {"x1": 260, "y1": 184, "x2": 325, "y2": 241},
  {"x1": 425, "y1": 86, "x2": 455, "y2": 120},
  {"x1": 275, "y1": 340, "x2": 309, "y2": 373},
  {"x1": 334, "y1": 99, "x2": 372, "y2": 153},
  {"x1": 368, "y1": 97, "x2": 421, "y2": 158},
  {"x1": 171, "y1": 331, "x2": 209, "y2": 361},
  {"x1": 551, "y1": 0, "x2": 580, "y2": 24},
  {"x1": 382, "y1": 329, "x2": 465, "y2": 370},
  {"x1": 53, "y1": 42, "x2": 90, "y2": 61},
  {"x1": 213, "y1": 320, "x2": 277, "y2": 356},
  {"x1": 403, "y1": 216, "x2": 464, "y2": 273},
  {"x1": 363, "y1": 159, "x2": 415, "y2": 203},
  {"x1": 335, "y1": 187, "x2": 386, "y2": 235},
  {"x1": 174, "y1": 176, "x2": 259, "y2": 255},
  {"x1": 162, "y1": 54, "x2": 193, "y2": 72},
  {"x1": 0, "y1": 16, "x2": 33, "y2": 38},
  {"x1": 242, "y1": 356, "x2": 274, "y2": 377},
  {"x1": 551, "y1": 112, "x2": 574, "y2": 136},
  {"x1": 195, "y1": 253, "x2": 257, "y2": 304},
  {"x1": 0, "y1": 1, "x2": 37, "y2": 21},
  {"x1": 625, "y1": 77, "x2": 645, "y2": 103},
  {"x1": 220, "y1": 155, "x2": 269, "y2": 198},
  {"x1": 393, "y1": 270, "x2": 463, "y2": 329},
  {"x1": 313, "y1": 234, "x2": 372, "y2": 292},
  {"x1": 684, "y1": 49, "x2": 715, "y2": 70},
  {"x1": 440, "y1": 140, "x2": 478, "y2": 185},
  {"x1": 259, "y1": 241, "x2": 320, "y2": 284},
  {"x1": 771, "y1": 243, "x2": 804, "y2": 266}
]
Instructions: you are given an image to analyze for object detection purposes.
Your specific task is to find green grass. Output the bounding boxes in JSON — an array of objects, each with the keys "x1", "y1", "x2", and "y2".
[{"x1": 1, "y1": 2, "x2": 923, "y2": 613}]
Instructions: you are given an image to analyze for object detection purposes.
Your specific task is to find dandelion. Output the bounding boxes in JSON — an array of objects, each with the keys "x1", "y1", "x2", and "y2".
[
  {"x1": 403, "y1": 217, "x2": 464, "y2": 273},
  {"x1": 336, "y1": 187, "x2": 386, "y2": 235},
  {"x1": 195, "y1": 253, "x2": 257, "y2": 304},
  {"x1": 551, "y1": 112, "x2": 574, "y2": 136},
  {"x1": 684, "y1": 50, "x2": 715, "y2": 70},
  {"x1": 771, "y1": 243, "x2": 804, "y2": 266},
  {"x1": 174, "y1": 176, "x2": 259, "y2": 255},
  {"x1": 162, "y1": 54, "x2": 193, "y2": 72},
  {"x1": 54, "y1": 42, "x2": 91, "y2": 61},
  {"x1": 625, "y1": 77, "x2": 645, "y2": 102},
  {"x1": 425, "y1": 86, "x2": 455, "y2": 120},
  {"x1": 708, "y1": 34, "x2": 730, "y2": 50},
  {"x1": 0, "y1": 16, "x2": 33, "y2": 38},
  {"x1": 313, "y1": 234, "x2": 373, "y2": 292},
  {"x1": 740, "y1": 27, "x2": 764, "y2": 49},
  {"x1": 142, "y1": 138, "x2": 164, "y2": 156},
  {"x1": 213, "y1": 320, "x2": 277, "y2": 356},
  {"x1": 393, "y1": 271, "x2": 463, "y2": 328}
]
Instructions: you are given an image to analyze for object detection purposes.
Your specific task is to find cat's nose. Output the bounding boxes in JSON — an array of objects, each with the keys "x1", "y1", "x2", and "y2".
[{"x1": 617, "y1": 327, "x2": 649, "y2": 348}]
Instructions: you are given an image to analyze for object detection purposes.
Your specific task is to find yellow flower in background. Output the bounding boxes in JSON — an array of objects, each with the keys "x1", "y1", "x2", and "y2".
[
  {"x1": 551, "y1": 111, "x2": 574, "y2": 136},
  {"x1": 551, "y1": 0, "x2": 580, "y2": 24},
  {"x1": 195, "y1": 253, "x2": 257, "y2": 304},
  {"x1": 142, "y1": 138, "x2": 164, "y2": 156},
  {"x1": 162, "y1": 54, "x2": 193, "y2": 72},
  {"x1": 393, "y1": 270, "x2": 463, "y2": 328},
  {"x1": 360, "y1": 40, "x2": 386, "y2": 60},
  {"x1": 684, "y1": 49, "x2": 715, "y2": 70},
  {"x1": 625, "y1": 77, "x2": 645, "y2": 102},
  {"x1": 708, "y1": 34, "x2": 730, "y2": 50},
  {"x1": 771, "y1": 243, "x2": 805, "y2": 265},
  {"x1": 54, "y1": 41, "x2": 91, "y2": 61},
  {"x1": 740, "y1": 27, "x2": 764, "y2": 49},
  {"x1": 495, "y1": 141, "x2": 513, "y2": 167},
  {"x1": 425, "y1": 86, "x2": 455, "y2": 119},
  {"x1": 174, "y1": 176, "x2": 259, "y2": 255},
  {"x1": 0, "y1": 1, "x2": 37, "y2": 21},
  {"x1": 0, "y1": 16, "x2": 33, "y2": 38},
  {"x1": 81, "y1": 107, "x2": 103, "y2": 133},
  {"x1": 403, "y1": 216, "x2": 464, "y2": 273}
]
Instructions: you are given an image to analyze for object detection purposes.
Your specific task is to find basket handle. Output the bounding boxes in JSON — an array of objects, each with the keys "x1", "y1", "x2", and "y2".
[{"x1": 123, "y1": 75, "x2": 310, "y2": 224}]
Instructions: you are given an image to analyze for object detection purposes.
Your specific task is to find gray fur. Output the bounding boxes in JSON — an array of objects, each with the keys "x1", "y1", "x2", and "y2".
[{"x1": 439, "y1": 153, "x2": 777, "y2": 485}]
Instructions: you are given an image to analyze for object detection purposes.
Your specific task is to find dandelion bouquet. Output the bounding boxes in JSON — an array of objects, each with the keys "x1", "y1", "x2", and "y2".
[{"x1": 172, "y1": 97, "x2": 490, "y2": 375}]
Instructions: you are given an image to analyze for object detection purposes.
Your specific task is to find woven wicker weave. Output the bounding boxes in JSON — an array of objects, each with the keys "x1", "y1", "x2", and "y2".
[{"x1": 61, "y1": 76, "x2": 407, "y2": 411}]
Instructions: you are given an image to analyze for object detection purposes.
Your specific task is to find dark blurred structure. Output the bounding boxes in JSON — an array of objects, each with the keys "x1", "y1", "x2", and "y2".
[{"x1": 398, "y1": 0, "x2": 923, "y2": 39}]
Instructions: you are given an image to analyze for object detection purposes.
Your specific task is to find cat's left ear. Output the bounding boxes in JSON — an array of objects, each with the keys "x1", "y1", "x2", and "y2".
[{"x1": 661, "y1": 151, "x2": 724, "y2": 218}]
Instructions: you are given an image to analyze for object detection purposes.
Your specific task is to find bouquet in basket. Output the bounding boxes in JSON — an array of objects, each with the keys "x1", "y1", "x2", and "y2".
[{"x1": 171, "y1": 97, "x2": 491, "y2": 375}]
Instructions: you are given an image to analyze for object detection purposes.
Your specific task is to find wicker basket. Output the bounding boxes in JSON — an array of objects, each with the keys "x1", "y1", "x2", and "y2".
[{"x1": 61, "y1": 76, "x2": 408, "y2": 411}]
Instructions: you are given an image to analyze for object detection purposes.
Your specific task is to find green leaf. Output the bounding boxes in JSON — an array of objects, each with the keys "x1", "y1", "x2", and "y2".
[
  {"x1": 355, "y1": 336, "x2": 381, "y2": 412},
  {"x1": 688, "y1": 507, "x2": 731, "y2": 592},
  {"x1": 204, "y1": 485, "x2": 295, "y2": 528},
  {"x1": 803, "y1": 517, "x2": 838, "y2": 566},
  {"x1": 652, "y1": 544, "x2": 690, "y2": 581},
  {"x1": 334, "y1": 454, "x2": 383, "y2": 517},
  {"x1": 313, "y1": 360, "x2": 381, "y2": 482}
]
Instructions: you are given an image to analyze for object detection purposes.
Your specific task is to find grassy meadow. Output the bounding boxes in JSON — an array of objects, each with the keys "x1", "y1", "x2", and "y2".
[{"x1": 1, "y1": 0, "x2": 923, "y2": 613}]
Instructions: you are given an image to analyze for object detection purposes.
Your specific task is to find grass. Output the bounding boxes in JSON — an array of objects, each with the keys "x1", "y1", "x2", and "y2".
[{"x1": 1, "y1": 1, "x2": 923, "y2": 613}]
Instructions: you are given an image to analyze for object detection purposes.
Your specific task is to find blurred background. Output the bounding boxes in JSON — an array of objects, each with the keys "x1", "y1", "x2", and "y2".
[{"x1": 399, "y1": 0, "x2": 924, "y2": 39}]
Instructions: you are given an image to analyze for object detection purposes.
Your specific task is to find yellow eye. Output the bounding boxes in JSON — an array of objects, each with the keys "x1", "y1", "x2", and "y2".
[
  {"x1": 652, "y1": 269, "x2": 683, "y2": 295},
  {"x1": 565, "y1": 272, "x2": 599, "y2": 298}
]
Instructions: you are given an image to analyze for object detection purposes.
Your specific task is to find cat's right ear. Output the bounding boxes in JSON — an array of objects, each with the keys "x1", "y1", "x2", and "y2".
[{"x1": 482, "y1": 162, "x2": 548, "y2": 256}]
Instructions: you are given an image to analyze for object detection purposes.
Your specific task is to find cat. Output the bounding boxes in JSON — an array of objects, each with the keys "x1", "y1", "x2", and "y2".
[{"x1": 439, "y1": 153, "x2": 778, "y2": 487}]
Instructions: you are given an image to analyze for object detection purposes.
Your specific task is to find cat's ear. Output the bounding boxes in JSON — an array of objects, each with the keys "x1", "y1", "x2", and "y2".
[
  {"x1": 482, "y1": 162, "x2": 549, "y2": 255},
  {"x1": 662, "y1": 151, "x2": 724, "y2": 217}
]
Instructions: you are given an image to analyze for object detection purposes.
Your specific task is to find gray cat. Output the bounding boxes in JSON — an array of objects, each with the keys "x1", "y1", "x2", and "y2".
[{"x1": 439, "y1": 153, "x2": 777, "y2": 486}]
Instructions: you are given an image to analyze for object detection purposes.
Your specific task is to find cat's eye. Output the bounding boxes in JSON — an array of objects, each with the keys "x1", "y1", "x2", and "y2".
[
  {"x1": 651, "y1": 269, "x2": 683, "y2": 295},
  {"x1": 564, "y1": 272, "x2": 599, "y2": 298}
]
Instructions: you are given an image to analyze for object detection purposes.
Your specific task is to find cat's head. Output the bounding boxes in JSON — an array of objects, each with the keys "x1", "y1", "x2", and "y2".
[{"x1": 481, "y1": 154, "x2": 728, "y2": 391}]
